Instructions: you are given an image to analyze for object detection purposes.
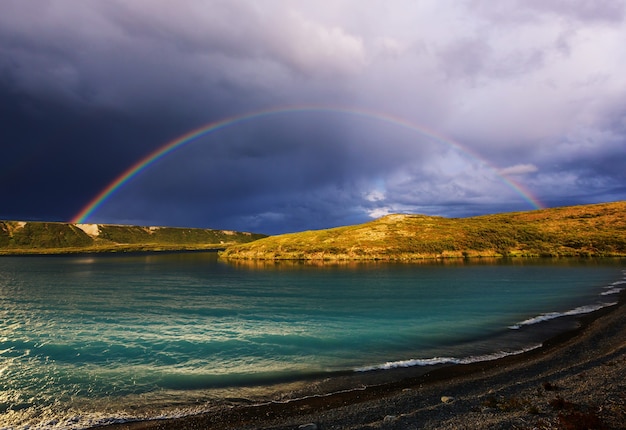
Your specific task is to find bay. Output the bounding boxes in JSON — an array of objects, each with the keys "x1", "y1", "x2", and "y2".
[{"x1": 0, "y1": 253, "x2": 624, "y2": 429}]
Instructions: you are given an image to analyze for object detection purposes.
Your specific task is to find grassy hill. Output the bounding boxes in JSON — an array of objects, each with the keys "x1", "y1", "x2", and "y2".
[
  {"x1": 0, "y1": 221, "x2": 267, "y2": 255},
  {"x1": 220, "y1": 201, "x2": 626, "y2": 260}
]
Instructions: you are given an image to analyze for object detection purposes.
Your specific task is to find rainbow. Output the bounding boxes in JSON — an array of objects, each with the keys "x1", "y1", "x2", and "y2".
[{"x1": 71, "y1": 106, "x2": 543, "y2": 224}]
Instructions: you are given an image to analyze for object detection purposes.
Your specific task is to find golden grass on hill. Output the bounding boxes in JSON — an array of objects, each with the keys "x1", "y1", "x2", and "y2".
[{"x1": 220, "y1": 201, "x2": 626, "y2": 260}]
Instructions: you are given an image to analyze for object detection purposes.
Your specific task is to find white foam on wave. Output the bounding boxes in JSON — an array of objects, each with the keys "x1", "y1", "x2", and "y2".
[
  {"x1": 1, "y1": 408, "x2": 141, "y2": 430},
  {"x1": 509, "y1": 268, "x2": 626, "y2": 331},
  {"x1": 508, "y1": 302, "x2": 617, "y2": 330},
  {"x1": 601, "y1": 287, "x2": 623, "y2": 296},
  {"x1": 600, "y1": 276, "x2": 626, "y2": 296},
  {"x1": 354, "y1": 344, "x2": 541, "y2": 372}
]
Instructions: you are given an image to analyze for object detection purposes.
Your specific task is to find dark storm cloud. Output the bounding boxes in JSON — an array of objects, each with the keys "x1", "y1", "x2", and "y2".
[
  {"x1": 2, "y1": 1, "x2": 625, "y2": 234},
  {"x1": 87, "y1": 113, "x2": 441, "y2": 232}
]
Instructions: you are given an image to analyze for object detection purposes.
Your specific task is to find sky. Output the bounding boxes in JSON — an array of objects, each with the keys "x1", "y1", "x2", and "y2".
[{"x1": 2, "y1": 0, "x2": 625, "y2": 235}]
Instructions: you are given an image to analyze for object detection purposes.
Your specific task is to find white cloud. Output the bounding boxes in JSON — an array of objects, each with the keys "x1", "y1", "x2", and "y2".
[
  {"x1": 364, "y1": 189, "x2": 386, "y2": 202},
  {"x1": 267, "y1": 11, "x2": 366, "y2": 77},
  {"x1": 367, "y1": 207, "x2": 393, "y2": 219},
  {"x1": 499, "y1": 164, "x2": 539, "y2": 176},
  {"x1": 373, "y1": 37, "x2": 406, "y2": 59}
]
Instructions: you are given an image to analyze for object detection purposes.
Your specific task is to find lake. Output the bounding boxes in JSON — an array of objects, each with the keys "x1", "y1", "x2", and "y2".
[{"x1": 0, "y1": 253, "x2": 624, "y2": 429}]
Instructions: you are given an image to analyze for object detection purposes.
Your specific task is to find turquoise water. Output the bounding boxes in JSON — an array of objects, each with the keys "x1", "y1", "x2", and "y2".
[{"x1": 0, "y1": 254, "x2": 624, "y2": 429}]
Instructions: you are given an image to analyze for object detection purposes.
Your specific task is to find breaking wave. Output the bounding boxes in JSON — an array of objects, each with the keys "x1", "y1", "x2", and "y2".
[
  {"x1": 508, "y1": 302, "x2": 617, "y2": 330},
  {"x1": 355, "y1": 345, "x2": 541, "y2": 372}
]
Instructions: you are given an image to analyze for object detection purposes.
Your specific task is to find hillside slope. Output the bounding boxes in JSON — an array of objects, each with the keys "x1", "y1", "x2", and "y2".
[
  {"x1": 220, "y1": 201, "x2": 626, "y2": 260},
  {"x1": 0, "y1": 222, "x2": 266, "y2": 255}
]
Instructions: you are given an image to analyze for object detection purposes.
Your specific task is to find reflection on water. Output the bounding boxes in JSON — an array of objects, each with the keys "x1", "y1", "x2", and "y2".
[{"x1": 223, "y1": 255, "x2": 620, "y2": 270}]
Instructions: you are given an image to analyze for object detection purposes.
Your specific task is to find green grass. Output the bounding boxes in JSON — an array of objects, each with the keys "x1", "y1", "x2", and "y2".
[
  {"x1": 220, "y1": 201, "x2": 626, "y2": 260},
  {"x1": 0, "y1": 222, "x2": 267, "y2": 255}
]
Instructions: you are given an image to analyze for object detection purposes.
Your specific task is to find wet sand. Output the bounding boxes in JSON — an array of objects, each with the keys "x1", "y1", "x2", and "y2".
[{"x1": 99, "y1": 292, "x2": 626, "y2": 430}]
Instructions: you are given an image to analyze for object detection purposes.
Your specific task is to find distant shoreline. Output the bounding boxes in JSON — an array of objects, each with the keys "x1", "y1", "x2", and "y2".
[
  {"x1": 3, "y1": 243, "x2": 625, "y2": 260},
  {"x1": 96, "y1": 289, "x2": 626, "y2": 429},
  {"x1": 0, "y1": 245, "x2": 226, "y2": 256}
]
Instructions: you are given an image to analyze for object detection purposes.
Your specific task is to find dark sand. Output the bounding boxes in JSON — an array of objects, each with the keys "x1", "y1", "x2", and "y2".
[{"x1": 100, "y1": 292, "x2": 626, "y2": 430}]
